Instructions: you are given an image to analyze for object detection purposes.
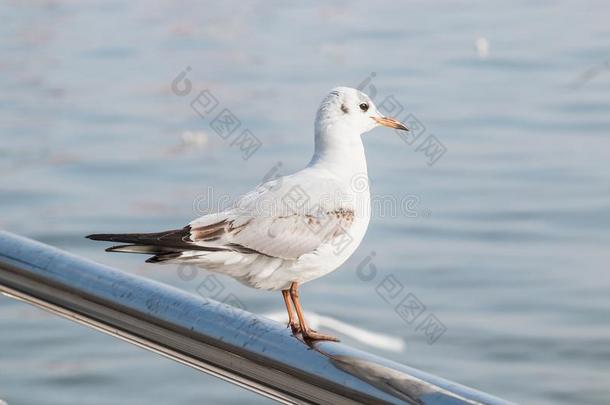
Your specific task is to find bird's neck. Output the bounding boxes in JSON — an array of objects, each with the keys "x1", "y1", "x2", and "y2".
[{"x1": 308, "y1": 123, "x2": 368, "y2": 181}]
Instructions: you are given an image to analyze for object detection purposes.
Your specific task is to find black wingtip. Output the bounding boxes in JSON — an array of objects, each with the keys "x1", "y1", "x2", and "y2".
[
  {"x1": 145, "y1": 252, "x2": 182, "y2": 263},
  {"x1": 86, "y1": 233, "x2": 138, "y2": 242}
]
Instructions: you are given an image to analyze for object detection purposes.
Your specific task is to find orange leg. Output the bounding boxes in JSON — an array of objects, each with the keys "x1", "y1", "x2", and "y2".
[
  {"x1": 282, "y1": 289, "x2": 301, "y2": 334},
  {"x1": 289, "y1": 282, "x2": 339, "y2": 342}
]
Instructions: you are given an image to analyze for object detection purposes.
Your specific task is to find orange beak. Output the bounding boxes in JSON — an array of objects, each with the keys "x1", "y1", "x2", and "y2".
[{"x1": 372, "y1": 116, "x2": 409, "y2": 131}]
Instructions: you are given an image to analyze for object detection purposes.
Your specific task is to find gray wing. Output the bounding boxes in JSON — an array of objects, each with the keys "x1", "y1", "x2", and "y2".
[
  {"x1": 188, "y1": 207, "x2": 354, "y2": 260},
  {"x1": 188, "y1": 174, "x2": 356, "y2": 260}
]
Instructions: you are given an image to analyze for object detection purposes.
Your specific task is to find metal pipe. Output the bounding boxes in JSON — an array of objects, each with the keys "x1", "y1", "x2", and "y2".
[{"x1": 0, "y1": 231, "x2": 513, "y2": 405}]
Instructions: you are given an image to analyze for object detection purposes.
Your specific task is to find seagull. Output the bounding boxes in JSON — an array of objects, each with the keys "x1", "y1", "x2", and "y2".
[{"x1": 87, "y1": 87, "x2": 408, "y2": 341}]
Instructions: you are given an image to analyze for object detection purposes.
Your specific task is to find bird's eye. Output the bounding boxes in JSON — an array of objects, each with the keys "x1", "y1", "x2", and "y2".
[{"x1": 359, "y1": 103, "x2": 369, "y2": 112}]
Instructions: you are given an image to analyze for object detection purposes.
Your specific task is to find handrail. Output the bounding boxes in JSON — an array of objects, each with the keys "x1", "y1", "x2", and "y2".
[{"x1": 0, "y1": 231, "x2": 514, "y2": 405}]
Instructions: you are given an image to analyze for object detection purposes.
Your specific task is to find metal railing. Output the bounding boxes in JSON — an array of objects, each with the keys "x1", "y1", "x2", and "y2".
[{"x1": 0, "y1": 231, "x2": 514, "y2": 405}]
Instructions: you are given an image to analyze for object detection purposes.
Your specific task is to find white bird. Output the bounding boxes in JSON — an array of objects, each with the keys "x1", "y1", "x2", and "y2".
[{"x1": 87, "y1": 87, "x2": 408, "y2": 341}]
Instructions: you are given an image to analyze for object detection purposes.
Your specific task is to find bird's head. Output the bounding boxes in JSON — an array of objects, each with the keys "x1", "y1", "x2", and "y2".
[{"x1": 315, "y1": 87, "x2": 408, "y2": 136}]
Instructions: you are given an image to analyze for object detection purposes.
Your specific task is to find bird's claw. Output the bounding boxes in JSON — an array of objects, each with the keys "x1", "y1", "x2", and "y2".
[
  {"x1": 301, "y1": 329, "x2": 340, "y2": 342},
  {"x1": 288, "y1": 321, "x2": 301, "y2": 334}
]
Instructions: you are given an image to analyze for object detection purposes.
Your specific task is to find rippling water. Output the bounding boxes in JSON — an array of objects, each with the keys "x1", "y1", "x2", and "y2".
[{"x1": 2, "y1": 1, "x2": 610, "y2": 404}]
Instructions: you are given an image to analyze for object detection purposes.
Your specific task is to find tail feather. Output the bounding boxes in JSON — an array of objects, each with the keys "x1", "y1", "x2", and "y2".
[
  {"x1": 87, "y1": 228, "x2": 191, "y2": 247},
  {"x1": 87, "y1": 227, "x2": 224, "y2": 252},
  {"x1": 105, "y1": 244, "x2": 184, "y2": 254},
  {"x1": 87, "y1": 228, "x2": 230, "y2": 264},
  {"x1": 145, "y1": 252, "x2": 184, "y2": 263}
]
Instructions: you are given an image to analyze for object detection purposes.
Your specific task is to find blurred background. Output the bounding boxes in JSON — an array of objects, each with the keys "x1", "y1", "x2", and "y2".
[{"x1": 1, "y1": 1, "x2": 610, "y2": 404}]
